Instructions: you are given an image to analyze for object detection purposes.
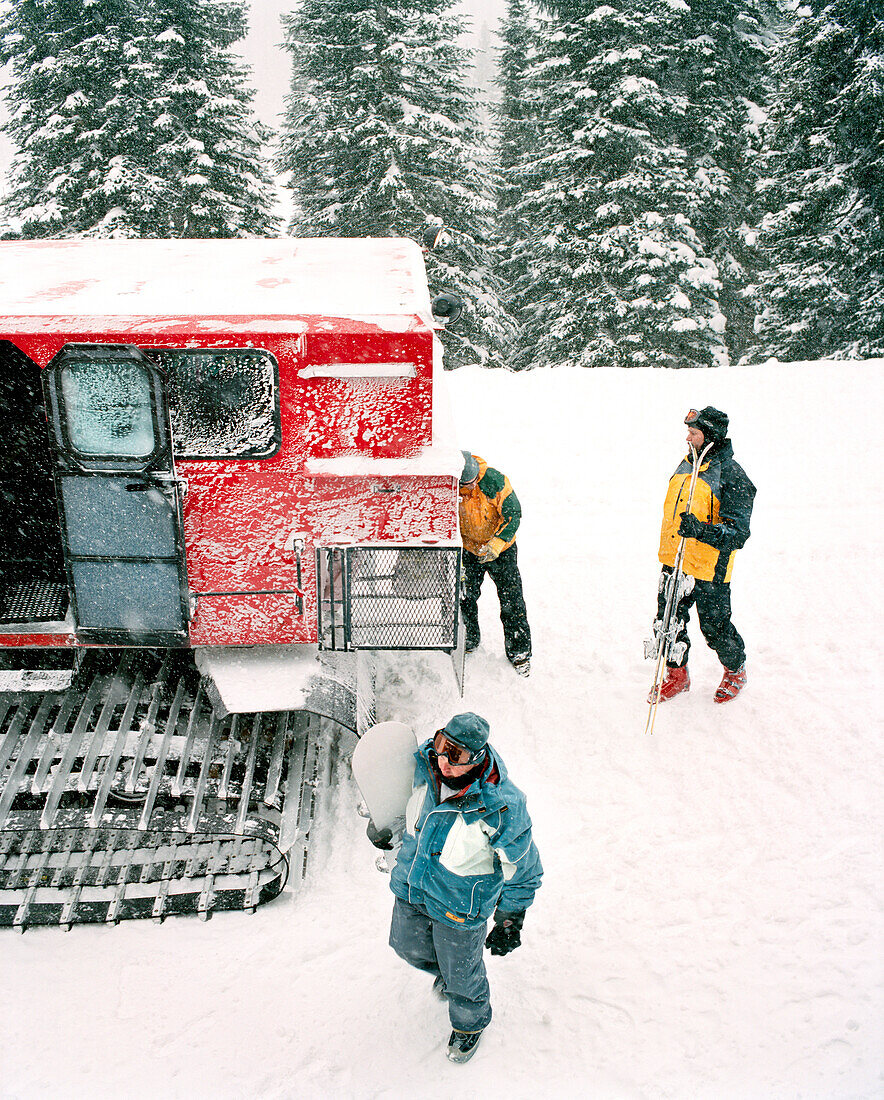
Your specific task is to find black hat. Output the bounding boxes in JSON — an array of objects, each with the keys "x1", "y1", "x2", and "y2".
[{"x1": 685, "y1": 406, "x2": 728, "y2": 444}]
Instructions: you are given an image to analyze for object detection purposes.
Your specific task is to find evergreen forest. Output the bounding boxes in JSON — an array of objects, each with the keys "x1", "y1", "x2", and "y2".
[{"x1": 1, "y1": 0, "x2": 881, "y2": 368}]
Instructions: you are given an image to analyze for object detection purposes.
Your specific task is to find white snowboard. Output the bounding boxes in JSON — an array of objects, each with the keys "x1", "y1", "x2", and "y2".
[{"x1": 351, "y1": 721, "x2": 418, "y2": 832}]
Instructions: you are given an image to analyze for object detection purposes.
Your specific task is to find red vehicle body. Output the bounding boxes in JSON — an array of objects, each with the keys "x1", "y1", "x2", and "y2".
[
  {"x1": 0, "y1": 238, "x2": 463, "y2": 693},
  {"x1": 0, "y1": 238, "x2": 464, "y2": 927}
]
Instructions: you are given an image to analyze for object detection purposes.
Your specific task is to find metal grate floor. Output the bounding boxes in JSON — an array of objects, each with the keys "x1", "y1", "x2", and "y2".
[{"x1": 0, "y1": 580, "x2": 69, "y2": 624}]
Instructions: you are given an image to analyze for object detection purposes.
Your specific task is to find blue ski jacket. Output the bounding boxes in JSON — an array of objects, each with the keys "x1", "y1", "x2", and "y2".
[{"x1": 389, "y1": 740, "x2": 543, "y2": 930}]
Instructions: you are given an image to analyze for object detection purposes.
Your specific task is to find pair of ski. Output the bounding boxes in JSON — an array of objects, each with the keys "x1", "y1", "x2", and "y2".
[{"x1": 644, "y1": 441, "x2": 713, "y2": 735}]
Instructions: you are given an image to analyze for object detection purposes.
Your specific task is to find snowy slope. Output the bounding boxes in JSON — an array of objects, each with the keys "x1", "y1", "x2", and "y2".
[{"x1": 2, "y1": 361, "x2": 882, "y2": 1100}]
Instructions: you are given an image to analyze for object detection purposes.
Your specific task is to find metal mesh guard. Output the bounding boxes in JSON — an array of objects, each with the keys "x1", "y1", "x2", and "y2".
[{"x1": 347, "y1": 547, "x2": 458, "y2": 649}]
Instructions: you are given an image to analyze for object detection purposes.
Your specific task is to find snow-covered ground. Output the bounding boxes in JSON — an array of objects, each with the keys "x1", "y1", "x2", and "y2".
[{"x1": 2, "y1": 361, "x2": 882, "y2": 1099}]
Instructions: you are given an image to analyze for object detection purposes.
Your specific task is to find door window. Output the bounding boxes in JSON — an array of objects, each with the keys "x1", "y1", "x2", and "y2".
[{"x1": 60, "y1": 359, "x2": 156, "y2": 458}]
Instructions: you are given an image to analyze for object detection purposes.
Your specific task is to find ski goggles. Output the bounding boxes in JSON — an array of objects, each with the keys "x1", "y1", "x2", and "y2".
[
  {"x1": 684, "y1": 409, "x2": 701, "y2": 426},
  {"x1": 431, "y1": 730, "x2": 485, "y2": 767}
]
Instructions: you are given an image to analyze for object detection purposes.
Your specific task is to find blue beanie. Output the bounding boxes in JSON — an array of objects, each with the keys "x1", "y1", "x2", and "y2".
[{"x1": 443, "y1": 712, "x2": 490, "y2": 753}]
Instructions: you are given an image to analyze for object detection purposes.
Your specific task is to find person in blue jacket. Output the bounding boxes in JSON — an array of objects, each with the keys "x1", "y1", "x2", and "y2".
[{"x1": 373, "y1": 712, "x2": 543, "y2": 1064}]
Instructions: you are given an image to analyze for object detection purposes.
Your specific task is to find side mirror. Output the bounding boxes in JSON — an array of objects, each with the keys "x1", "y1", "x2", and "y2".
[{"x1": 431, "y1": 291, "x2": 464, "y2": 326}]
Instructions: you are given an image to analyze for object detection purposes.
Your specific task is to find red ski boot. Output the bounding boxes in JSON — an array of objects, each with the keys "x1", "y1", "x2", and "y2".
[
  {"x1": 648, "y1": 665, "x2": 690, "y2": 704},
  {"x1": 714, "y1": 664, "x2": 746, "y2": 703}
]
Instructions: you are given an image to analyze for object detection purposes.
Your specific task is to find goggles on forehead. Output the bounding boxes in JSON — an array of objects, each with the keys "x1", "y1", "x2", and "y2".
[
  {"x1": 685, "y1": 409, "x2": 701, "y2": 426},
  {"x1": 431, "y1": 730, "x2": 485, "y2": 767}
]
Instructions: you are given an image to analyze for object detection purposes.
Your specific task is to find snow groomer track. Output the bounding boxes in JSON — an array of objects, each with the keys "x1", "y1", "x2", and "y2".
[{"x1": 0, "y1": 650, "x2": 336, "y2": 930}]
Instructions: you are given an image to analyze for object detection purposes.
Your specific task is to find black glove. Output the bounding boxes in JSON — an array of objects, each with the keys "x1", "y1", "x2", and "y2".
[
  {"x1": 366, "y1": 820, "x2": 393, "y2": 850},
  {"x1": 485, "y1": 910, "x2": 525, "y2": 955},
  {"x1": 678, "y1": 513, "x2": 704, "y2": 540}
]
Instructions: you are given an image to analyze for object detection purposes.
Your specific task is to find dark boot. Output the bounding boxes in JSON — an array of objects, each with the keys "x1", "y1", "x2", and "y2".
[{"x1": 447, "y1": 1029, "x2": 483, "y2": 1063}]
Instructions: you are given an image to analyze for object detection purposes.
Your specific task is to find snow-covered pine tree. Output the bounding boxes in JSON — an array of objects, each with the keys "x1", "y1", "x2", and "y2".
[
  {"x1": 149, "y1": 0, "x2": 279, "y2": 236},
  {"x1": 1, "y1": 0, "x2": 161, "y2": 237},
  {"x1": 0, "y1": 0, "x2": 278, "y2": 238},
  {"x1": 667, "y1": 0, "x2": 781, "y2": 360},
  {"x1": 278, "y1": 0, "x2": 511, "y2": 368},
  {"x1": 501, "y1": 0, "x2": 763, "y2": 368},
  {"x1": 494, "y1": 0, "x2": 539, "y2": 339},
  {"x1": 753, "y1": 0, "x2": 884, "y2": 360}
]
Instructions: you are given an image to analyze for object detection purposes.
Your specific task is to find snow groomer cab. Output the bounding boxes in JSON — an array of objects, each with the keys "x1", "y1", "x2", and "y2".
[{"x1": 0, "y1": 238, "x2": 464, "y2": 928}]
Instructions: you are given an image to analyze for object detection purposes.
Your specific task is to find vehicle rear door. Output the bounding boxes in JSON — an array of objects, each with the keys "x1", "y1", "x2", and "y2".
[{"x1": 43, "y1": 344, "x2": 189, "y2": 644}]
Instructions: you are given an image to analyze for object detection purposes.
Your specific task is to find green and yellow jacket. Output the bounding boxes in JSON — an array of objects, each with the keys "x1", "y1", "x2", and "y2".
[
  {"x1": 459, "y1": 456, "x2": 521, "y2": 559},
  {"x1": 658, "y1": 440, "x2": 756, "y2": 584}
]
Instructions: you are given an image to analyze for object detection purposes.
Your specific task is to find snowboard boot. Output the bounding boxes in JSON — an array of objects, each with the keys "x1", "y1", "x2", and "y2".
[
  {"x1": 714, "y1": 664, "x2": 746, "y2": 703},
  {"x1": 648, "y1": 664, "x2": 690, "y2": 704},
  {"x1": 446, "y1": 1029, "x2": 483, "y2": 1063},
  {"x1": 510, "y1": 653, "x2": 531, "y2": 677}
]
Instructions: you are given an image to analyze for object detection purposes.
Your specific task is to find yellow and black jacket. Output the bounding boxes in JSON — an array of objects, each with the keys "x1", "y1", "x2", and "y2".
[
  {"x1": 459, "y1": 456, "x2": 521, "y2": 558},
  {"x1": 658, "y1": 440, "x2": 756, "y2": 584}
]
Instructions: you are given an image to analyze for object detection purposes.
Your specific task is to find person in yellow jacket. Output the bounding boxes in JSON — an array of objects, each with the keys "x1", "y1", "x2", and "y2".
[
  {"x1": 651, "y1": 407, "x2": 756, "y2": 704},
  {"x1": 459, "y1": 452, "x2": 531, "y2": 676}
]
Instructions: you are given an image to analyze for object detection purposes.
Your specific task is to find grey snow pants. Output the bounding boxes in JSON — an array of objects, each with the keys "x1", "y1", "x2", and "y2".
[{"x1": 389, "y1": 896, "x2": 492, "y2": 1033}]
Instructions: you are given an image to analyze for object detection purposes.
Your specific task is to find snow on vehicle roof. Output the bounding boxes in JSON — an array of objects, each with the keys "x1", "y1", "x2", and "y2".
[{"x1": 0, "y1": 238, "x2": 433, "y2": 330}]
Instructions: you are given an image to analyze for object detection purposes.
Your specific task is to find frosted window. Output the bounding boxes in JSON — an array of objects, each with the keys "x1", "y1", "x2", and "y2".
[
  {"x1": 60, "y1": 360, "x2": 156, "y2": 457},
  {"x1": 150, "y1": 348, "x2": 280, "y2": 458}
]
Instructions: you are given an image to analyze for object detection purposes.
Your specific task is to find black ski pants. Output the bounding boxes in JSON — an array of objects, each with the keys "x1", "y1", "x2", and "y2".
[
  {"x1": 461, "y1": 543, "x2": 531, "y2": 662},
  {"x1": 657, "y1": 566, "x2": 746, "y2": 672}
]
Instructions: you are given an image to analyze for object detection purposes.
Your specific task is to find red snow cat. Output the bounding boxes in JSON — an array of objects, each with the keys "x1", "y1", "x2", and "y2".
[{"x1": 0, "y1": 237, "x2": 465, "y2": 929}]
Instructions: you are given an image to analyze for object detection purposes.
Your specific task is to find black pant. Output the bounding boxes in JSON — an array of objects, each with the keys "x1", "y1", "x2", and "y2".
[
  {"x1": 656, "y1": 566, "x2": 745, "y2": 671},
  {"x1": 462, "y1": 544, "x2": 531, "y2": 662}
]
